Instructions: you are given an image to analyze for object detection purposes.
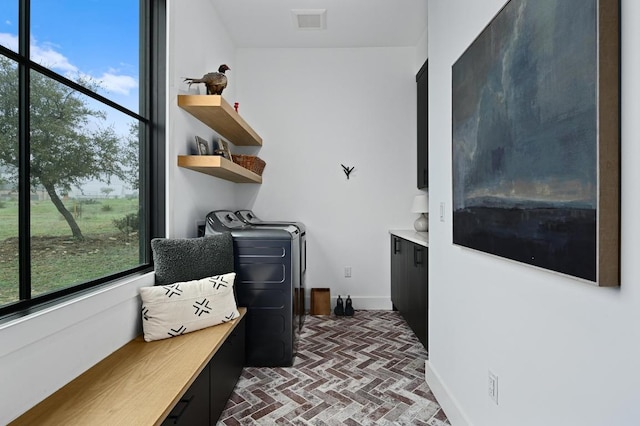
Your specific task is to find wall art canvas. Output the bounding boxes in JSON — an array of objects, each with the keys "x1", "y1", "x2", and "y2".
[{"x1": 452, "y1": 0, "x2": 619, "y2": 286}]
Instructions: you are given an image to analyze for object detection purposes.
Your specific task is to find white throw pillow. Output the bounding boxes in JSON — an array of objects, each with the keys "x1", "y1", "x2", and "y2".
[{"x1": 139, "y1": 273, "x2": 240, "y2": 342}]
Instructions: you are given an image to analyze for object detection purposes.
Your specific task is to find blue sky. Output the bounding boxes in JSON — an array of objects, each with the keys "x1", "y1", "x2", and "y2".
[
  {"x1": 0, "y1": 1, "x2": 141, "y2": 196},
  {"x1": 0, "y1": 0, "x2": 139, "y2": 112}
]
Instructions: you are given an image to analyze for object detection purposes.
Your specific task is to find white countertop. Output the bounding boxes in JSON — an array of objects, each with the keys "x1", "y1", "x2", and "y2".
[{"x1": 389, "y1": 230, "x2": 429, "y2": 247}]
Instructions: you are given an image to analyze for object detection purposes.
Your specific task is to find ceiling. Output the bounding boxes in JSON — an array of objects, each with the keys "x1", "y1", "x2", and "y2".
[{"x1": 210, "y1": 0, "x2": 428, "y2": 48}]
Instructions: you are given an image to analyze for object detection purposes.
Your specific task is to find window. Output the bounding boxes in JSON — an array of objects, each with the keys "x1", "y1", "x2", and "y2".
[{"x1": 0, "y1": 1, "x2": 165, "y2": 316}]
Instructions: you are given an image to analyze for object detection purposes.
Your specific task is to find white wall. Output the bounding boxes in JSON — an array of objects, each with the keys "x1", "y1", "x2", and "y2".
[
  {"x1": 427, "y1": 1, "x2": 640, "y2": 425},
  {"x1": 415, "y1": 26, "x2": 428, "y2": 71},
  {"x1": 235, "y1": 47, "x2": 418, "y2": 309},
  {"x1": 0, "y1": 1, "x2": 239, "y2": 423},
  {"x1": 168, "y1": 0, "x2": 239, "y2": 237}
]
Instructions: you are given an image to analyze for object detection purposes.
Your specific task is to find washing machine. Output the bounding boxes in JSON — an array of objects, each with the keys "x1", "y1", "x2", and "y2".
[
  {"x1": 205, "y1": 210, "x2": 300, "y2": 367},
  {"x1": 235, "y1": 210, "x2": 306, "y2": 329}
]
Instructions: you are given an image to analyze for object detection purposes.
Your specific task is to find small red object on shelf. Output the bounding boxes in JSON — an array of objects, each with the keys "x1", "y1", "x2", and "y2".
[{"x1": 234, "y1": 102, "x2": 239, "y2": 112}]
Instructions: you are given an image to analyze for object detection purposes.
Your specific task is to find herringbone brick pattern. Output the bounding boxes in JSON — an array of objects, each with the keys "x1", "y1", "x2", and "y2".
[{"x1": 218, "y1": 311, "x2": 450, "y2": 425}]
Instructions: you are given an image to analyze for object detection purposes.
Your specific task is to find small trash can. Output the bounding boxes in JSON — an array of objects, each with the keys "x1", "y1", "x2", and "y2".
[{"x1": 310, "y1": 288, "x2": 331, "y2": 315}]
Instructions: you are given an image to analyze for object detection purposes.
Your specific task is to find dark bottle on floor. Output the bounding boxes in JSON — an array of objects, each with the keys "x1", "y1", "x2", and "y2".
[
  {"x1": 334, "y1": 295, "x2": 344, "y2": 316},
  {"x1": 345, "y1": 295, "x2": 354, "y2": 316}
]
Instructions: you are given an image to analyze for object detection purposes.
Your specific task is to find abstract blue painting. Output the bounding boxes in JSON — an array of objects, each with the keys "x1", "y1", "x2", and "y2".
[{"x1": 452, "y1": 0, "x2": 619, "y2": 285}]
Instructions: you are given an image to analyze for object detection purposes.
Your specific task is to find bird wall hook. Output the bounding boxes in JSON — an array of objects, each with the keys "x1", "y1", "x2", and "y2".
[{"x1": 341, "y1": 164, "x2": 355, "y2": 179}]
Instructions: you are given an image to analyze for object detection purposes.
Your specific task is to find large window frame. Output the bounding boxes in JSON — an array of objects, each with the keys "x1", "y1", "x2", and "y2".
[{"x1": 0, "y1": 0, "x2": 165, "y2": 319}]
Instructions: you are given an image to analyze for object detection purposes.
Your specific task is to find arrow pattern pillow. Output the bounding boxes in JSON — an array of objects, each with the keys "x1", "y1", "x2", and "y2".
[{"x1": 139, "y1": 272, "x2": 239, "y2": 342}]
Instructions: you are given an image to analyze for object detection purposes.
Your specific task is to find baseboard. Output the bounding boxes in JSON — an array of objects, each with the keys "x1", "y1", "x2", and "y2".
[
  {"x1": 426, "y1": 360, "x2": 473, "y2": 426},
  {"x1": 304, "y1": 296, "x2": 392, "y2": 312}
]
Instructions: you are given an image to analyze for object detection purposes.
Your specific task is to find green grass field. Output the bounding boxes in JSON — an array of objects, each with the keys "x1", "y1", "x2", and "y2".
[{"x1": 0, "y1": 197, "x2": 141, "y2": 305}]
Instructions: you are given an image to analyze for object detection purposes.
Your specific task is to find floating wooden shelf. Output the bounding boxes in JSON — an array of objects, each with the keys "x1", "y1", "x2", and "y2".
[
  {"x1": 178, "y1": 155, "x2": 262, "y2": 184},
  {"x1": 177, "y1": 95, "x2": 262, "y2": 146}
]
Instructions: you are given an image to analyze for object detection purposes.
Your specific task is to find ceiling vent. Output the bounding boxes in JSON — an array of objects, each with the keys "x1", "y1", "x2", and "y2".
[{"x1": 291, "y1": 9, "x2": 327, "y2": 30}]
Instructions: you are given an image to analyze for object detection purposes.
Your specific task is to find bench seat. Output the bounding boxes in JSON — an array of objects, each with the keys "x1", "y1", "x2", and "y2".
[{"x1": 10, "y1": 307, "x2": 246, "y2": 426}]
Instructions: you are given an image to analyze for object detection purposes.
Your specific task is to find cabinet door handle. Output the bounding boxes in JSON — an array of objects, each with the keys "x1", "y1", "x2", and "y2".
[
  {"x1": 423, "y1": 168, "x2": 428, "y2": 186},
  {"x1": 414, "y1": 246, "x2": 423, "y2": 266},
  {"x1": 393, "y1": 237, "x2": 401, "y2": 254},
  {"x1": 167, "y1": 395, "x2": 193, "y2": 424}
]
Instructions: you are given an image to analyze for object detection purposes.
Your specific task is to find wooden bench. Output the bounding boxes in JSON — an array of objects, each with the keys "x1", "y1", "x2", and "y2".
[{"x1": 10, "y1": 307, "x2": 246, "y2": 426}]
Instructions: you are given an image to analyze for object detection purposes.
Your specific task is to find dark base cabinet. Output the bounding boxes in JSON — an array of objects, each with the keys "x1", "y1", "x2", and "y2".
[
  {"x1": 162, "y1": 315, "x2": 246, "y2": 426},
  {"x1": 211, "y1": 316, "x2": 246, "y2": 422},
  {"x1": 391, "y1": 236, "x2": 407, "y2": 312},
  {"x1": 391, "y1": 235, "x2": 428, "y2": 350},
  {"x1": 162, "y1": 364, "x2": 210, "y2": 426}
]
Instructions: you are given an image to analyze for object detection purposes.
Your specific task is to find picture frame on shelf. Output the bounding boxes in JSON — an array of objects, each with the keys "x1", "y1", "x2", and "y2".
[
  {"x1": 217, "y1": 138, "x2": 232, "y2": 160},
  {"x1": 195, "y1": 136, "x2": 209, "y2": 155}
]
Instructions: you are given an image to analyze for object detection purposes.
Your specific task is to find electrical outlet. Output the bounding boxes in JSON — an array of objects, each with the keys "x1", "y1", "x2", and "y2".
[
  {"x1": 196, "y1": 220, "x2": 205, "y2": 237},
  {"x1": 344, "y1": 267, "x2": 352, "y2": 278},
  {"x1": 488, "y1": 370, "x2": 499, "y2": 405}
]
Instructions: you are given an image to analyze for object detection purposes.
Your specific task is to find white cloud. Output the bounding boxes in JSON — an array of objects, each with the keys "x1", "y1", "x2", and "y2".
[
  {"x1": 31, "y1": 43, "x2": 78, "y2": 73},
  {"x1": 97, "y1": 72, "x2": 138, "y2": 95},
  {"x1": 0, "y1": 33, "x2": 18, "y2": 51},
  {"x1": 0, "y1": 32, "x2": 138, "y2": 96}
]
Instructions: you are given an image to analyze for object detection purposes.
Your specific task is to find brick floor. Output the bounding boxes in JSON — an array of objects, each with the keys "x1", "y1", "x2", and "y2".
[{"x1": 218, "y1": 310, "x2": 450, "y2": 425}]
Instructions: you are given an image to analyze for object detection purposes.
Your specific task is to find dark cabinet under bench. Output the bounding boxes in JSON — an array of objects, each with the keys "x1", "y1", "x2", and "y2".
[
  {"x1": 162, "y1": 314, "x2": 245, "y2": 425},
  {"x1": 163, "y1": 363, "x2": 211, "y2": 426},
  {"x1": 390, "y1": 231, "x2": 428, "y2": 350},
  {"x1": 210, "y1": 315, "x2": 245, "y2": 422}
]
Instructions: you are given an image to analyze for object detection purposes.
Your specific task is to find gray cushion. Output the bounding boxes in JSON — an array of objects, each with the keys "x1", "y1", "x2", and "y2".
[{"x1": 151, "y1": 233, "x2": 234, "y2": 285}]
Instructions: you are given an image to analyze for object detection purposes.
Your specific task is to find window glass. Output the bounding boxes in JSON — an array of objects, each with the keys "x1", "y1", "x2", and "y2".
[
  {"x1": 28, "y1": 69, "x2": 142, "y2": 297},
  {"x1": 0, "y1": 57, "x2": 18, "y2": 306},
  {"x1": 0, "y1": 2, "x2": 18, "y2": 53},
  {"x1": 0, "y1": 0, "x2": 161, "y2": 317},
  {"x1": 30, "y1": 0, "x2": 139, "y2": 112}
]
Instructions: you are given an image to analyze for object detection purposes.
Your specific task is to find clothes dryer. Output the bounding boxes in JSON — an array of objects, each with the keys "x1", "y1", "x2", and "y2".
[
  {"x1": 235, "y1": 210, "x2": 307, "y2": 329},
  {"x1": 205, "y1": 210, "x2": 300, "y2": 367}
]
